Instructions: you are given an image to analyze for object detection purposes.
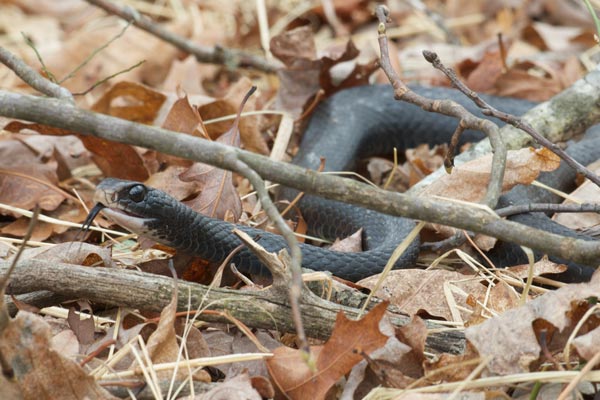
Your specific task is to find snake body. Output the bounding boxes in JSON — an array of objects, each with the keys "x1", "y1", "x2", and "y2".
[{"x1": 93, "y1": 85, "x2": 599, "y2": 281}]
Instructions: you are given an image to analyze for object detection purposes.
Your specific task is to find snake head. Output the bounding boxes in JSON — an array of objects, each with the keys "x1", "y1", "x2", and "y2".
[{"x1": 92, "y1": 178, "x2": 175, "y2": 238}]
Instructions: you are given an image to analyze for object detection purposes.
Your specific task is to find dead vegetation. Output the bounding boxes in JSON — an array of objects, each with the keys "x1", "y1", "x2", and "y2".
[{"x1": 0, "y1": 0, "x2": 599, "y2": 399}]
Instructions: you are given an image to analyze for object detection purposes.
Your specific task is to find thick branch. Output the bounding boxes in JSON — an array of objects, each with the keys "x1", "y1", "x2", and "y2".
[
  {"x1": 85, "y1": 0, "x2": 279, "y2": 73},
  {"x1": 2, "y1": 260, "x2": 464, "y2": 354},
  {"x1": 0, "y1": 89, "x2": 599, "y2": 265}
]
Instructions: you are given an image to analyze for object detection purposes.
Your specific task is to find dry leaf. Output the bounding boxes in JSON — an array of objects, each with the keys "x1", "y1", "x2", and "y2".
[
  {"x1": 180, "y1": 92, "x2": 245, "y2": 220},
  {"x1": 358, "y1": 269, "x2": 487, "y2": 321},
  {"x1": 266, "y1": 302, "x2": 389, "y2": 400},
  {"x1": 0, "y1": 311, "x2": 116, "y2": 399},
  {"x1": 17, "y1": 242, "x2": 114, "y2": 267},
  {"x1": 422, "y1": 147, "x2": 561, "y2": 202},
  {"x1": 0, "y1": 139, "x2": 66, "y2": 213},
  {"x1": 504, "y1": 257, "x2": 568, "y2": 279},
  {"x1": 465, "y1": 271, "x2": 600, "y2": 375},
  {"x1": 458, "y1": 49, "x2": 505, "y2": 93},
  {"x1": 161, "y1": 95, "x2": 209, "y2": 138}
]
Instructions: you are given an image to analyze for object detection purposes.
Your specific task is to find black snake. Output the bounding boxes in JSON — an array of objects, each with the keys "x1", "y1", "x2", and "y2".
[{"x1": 87, "y1": 85, "x2": 599, "y2": 282}]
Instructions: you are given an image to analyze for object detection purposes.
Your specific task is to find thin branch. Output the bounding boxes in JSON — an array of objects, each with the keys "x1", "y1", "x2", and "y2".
[
  {"x1": 84, "y1": 0, "x2": 280, "y2": 73},
  {"x1": 422, "y1": 50, "x2": 600, "y2": 189},
  {"x1": 496, "y1": 203, "x2": 600, "y2": 218},
  {"x1": 227, "y1": 156, "x2": 309, "y2": 355},
  {"x1": 0, "y1": 90, "x2": 599, "y2": 265},
  {"x1": 0, "y1": 46, "x2": 73, "y2": 101},
  {"x1": 374, "y1": 6, "x2": 506, "y2": 209}
]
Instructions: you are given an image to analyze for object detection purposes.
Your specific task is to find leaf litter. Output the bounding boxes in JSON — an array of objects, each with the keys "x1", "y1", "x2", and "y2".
[{"x1": 0, "y1": 0, "x2": 599, "y2": 399}]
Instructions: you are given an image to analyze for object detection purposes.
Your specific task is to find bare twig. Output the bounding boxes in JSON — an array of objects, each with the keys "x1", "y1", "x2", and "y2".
[
  {"x1": 84, "y1": 0, "x2": 280, "y2": 73},
  {"x1": 0, "y1": 89, "x2": 599, "y2": 265},
  {"x1": 0, "y1": 46, "x2": 73, "y2": 101},
  {"x1": 496, "y1": 202, "x2": 600, "y2": 218},
  {"x1": 375, "y1": 6, "x2": 507, "y2": 209},
  {"x1": 422, "y1": 50, "x2": 600, "y2": 189}
]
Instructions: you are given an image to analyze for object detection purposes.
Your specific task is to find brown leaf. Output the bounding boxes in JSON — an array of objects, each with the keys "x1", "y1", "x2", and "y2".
[
  {"x1": 458, "y1": 49, "x2": 505, "y2": 93},
  {"x1": 198, "y1": 78, "x2": 268, "y2": 155},
  {"x1": 275, "y1": 59, "x2": 321, "y2": 118},
  {"x1": 422, "y1": 147, "x2": 561, "y2": 202},
  {"x1": 1, "y1": 219, "x2": 56, "y2": 242},
  {"x1": 17, "y1": 242, "x2": 114, "y2": 267},
  {"x1": 395, "y1": 315, "x2": 428, "y2": 371},
  {"x1": 181, "y1": 91, "x2": 247, "y2": 220},
  {"x1": 162, "y1": 95, "x2": 209, "y2": 138},
  {"x1": 494, "y1": 61, "x2": 563, "y2": 101},
  {"x1": 0, "y1": 139, "x2": 67, "y2": 213},
  {"x1": 266, "y1": 302, "x2": 389, "y2": 400},
  {"x1": 67, "y1": 303, "x2": 96, "y2": 345},
  {"x1": 0, "y1": 311, "x2": 116, "y2": 399},
  {"x1": 358, "y1": 269, "x2": 486, "y2": 321},
  {"x1": 222, "y1": 77, "x2": 269, "y2": 155},
  {"x1": 86, "y1": 81, "x2": 168, "y2": 180},
  {"x1": 91, "y1": 81, "x2": 166, "y2": 123},
  {"x1": 504, "y1": 257, "x2": 568, "y2": 279},
  {"x1": 271, "y1": 27, "x2": 375, "y2": 118},
  {"x1": 465, "y1": 271, "x2": 600, "y2": 375}
]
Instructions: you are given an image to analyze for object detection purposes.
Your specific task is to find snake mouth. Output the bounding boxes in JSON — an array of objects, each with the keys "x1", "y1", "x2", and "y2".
[{"x1": 99, "y1": 207, "x2": 152, "y2": 234}]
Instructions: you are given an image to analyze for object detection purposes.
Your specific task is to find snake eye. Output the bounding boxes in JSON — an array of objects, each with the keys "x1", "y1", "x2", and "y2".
[{"x1": 128, "y1": 185, "x2": 147, "y2": 203}]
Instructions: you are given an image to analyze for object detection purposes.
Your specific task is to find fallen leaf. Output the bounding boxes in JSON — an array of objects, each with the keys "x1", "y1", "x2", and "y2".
[
  {"x1": 0, "y1": 310, "x2": 116, "y2": 399},
  {"x1": 465, "y1": 271, "x2": 600, "y2": 375},
  {"x1": 422, "y1": 147, "x2": 561, "y2": 202},
  {"x1": 494, "y1": 63, "x2": 563, "y2": 101},
  {"x1": 503, "y1": 257, "x2": 568, "y2": 279},
  {"x1": 141, "y1": 283, "x2": 211, "y2": 382},
  {"x1": 67, "y1": 302, "x2": 96, "y2": 345},
  {"x1": 180, "y1": 89, "x2": 248, "y2": 221},
  {"x1": 266, "y1": 302, "x2": 389, "y2": 400},
  {"x1": 358, "y1": 269, "x2": 487, "y2": 322},
  {"x1": 0, "y1": 138, "x2": 67, "y2": 213},
  {"x1": 161, "y1": 95, "x2": 209, "y2": 138},
  {"x1": 17, "y1": 242, "x2": 114, "y2": 267},
  {"x1": 458, "y1": 48, "x2": 506, "y2": 93}
]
